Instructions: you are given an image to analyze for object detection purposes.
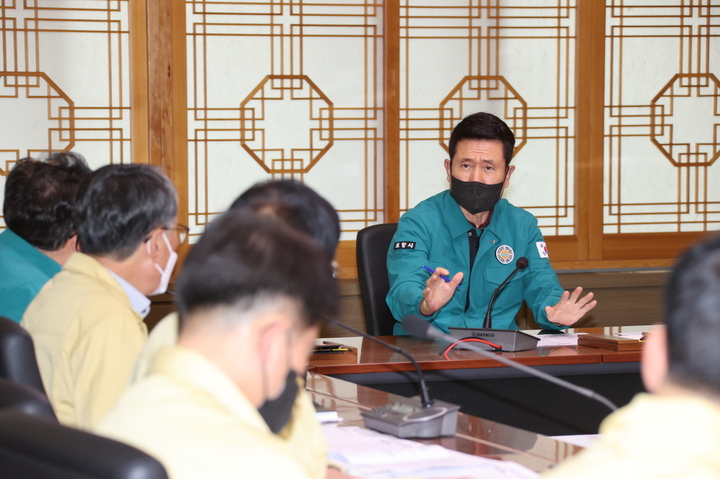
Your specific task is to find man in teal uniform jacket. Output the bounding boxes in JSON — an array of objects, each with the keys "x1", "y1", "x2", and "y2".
[
  {"x1": 387, "y1": 112, "x2": 596, "y2": 334},
  {"x1": 0, "y1": 153, "x2": 91, "y2": 322}
]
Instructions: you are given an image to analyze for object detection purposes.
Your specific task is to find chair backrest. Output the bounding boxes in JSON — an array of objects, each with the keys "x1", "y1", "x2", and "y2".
[
  {"x1": 0, "y1": 409, "x2": 169, "y2": 479},
  {"x1": 356, "y1": 223, "x2": 398, "y2": 336},
  {"x1": 0, "y1": 378, "x2": 56, "y2": 421},
  {"x1": 0, "y1": 316, "x2": 47, "y2": 394}
]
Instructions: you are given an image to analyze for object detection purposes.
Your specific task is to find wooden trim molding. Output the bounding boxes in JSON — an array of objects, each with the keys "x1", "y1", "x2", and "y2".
[
  {"x1": 136, "y1": 0, "x2": 190, "y2": 275},
  {"x1": 383, "y1": 0, "x2": 400, "y2": 223},
  {"x1": 575, "y1": 0, "x2": 606, "y2": 261},
  {"x1": 602, "y1": 232, "x2": 711, "y2": 261},
  {"x1": 129, "y1": 0, "x2": 149, "y2": 167}
]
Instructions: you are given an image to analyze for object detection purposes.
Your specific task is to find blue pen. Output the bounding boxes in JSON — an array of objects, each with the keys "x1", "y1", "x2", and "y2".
[{"x1": 423, "y1": 265, "x2": 461, "y2": 288}]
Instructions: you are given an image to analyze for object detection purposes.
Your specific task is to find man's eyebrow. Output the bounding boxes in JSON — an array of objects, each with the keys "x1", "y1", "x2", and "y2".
[{"x1": 458, "y1": 158, "x2": 497, "y2": 163}]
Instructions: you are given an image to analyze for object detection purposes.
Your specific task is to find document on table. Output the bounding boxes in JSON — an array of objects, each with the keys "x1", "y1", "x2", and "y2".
[
  {"x1": 616, "y1": 331, "x2": 645, "y2": 340},
  {"x1": 551, "y1": 434, "x2": 600, "y2": 448},
  {"x1": 323, "y1": 425, "x2": 539, "y2": 479},
  {"x1": 534, "y1": 331, "x2": 648, "y2": 347},
  {"x1": 534, "y1": 333, "x2": 587, "y2": 347},
  {"x1": 314, "y1": 402, "x2": 342, "y2": 424}
]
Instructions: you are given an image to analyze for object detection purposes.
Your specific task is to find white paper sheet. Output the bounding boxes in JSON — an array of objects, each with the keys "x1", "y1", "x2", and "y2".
[
  {"x1": 616, "y1": 332, "x2": 646, "y2": 340},
  {"x1": 551, "y1": 434, "x2": 600, "y2": 448},
  {"x1": 323, "y1": 425, "x2": 540, "y2": 479},
  {"x1": 534, "y1": 333, "x2": 587, "y2": 347}
]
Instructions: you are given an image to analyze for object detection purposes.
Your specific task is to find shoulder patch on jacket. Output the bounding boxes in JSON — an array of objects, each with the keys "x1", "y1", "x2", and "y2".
[
  {"x1": 536, "y1": 241, "x2": 549, "y2": 259},
  {"x1": 393, "y1": 241, "x2": 416, "y2": 250}
]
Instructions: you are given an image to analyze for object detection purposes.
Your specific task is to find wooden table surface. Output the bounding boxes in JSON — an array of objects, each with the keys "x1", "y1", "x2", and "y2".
[
  {"x1": 310, "y1": 333, "x2": 643, "y2": 376},
  {"x1": 309, "y1": 328, "x2": 647, "y2": 436},
  {"x1": 306, "y1": 371, "x2": 583, "y2": 473}
]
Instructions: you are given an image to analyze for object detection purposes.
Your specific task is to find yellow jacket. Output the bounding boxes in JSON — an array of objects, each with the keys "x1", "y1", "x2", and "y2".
[
  {"x1": 130, "y1": 312, "x2": 179, "y2": 384},
  {"x1": 21, "y1": 252, "x2": 147, "y2": 429},
  {"x1": 544, "y1": 393, "x2": 720, "y2": 478},
  {"x1": 97, "y1": 345, "x2": 328, "y2": 479}
]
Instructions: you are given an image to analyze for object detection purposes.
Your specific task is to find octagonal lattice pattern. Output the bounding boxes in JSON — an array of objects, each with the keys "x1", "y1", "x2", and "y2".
[
  {"x1": 0, "y1": 72, "x2": 75, "y2": 175},
  {"x1": 650, "y1": 73, "x2": 720, "y2": 167},
  {"x1": 439, "y1": 76, "x2": 528, "y2": 158},
  {"x1": 240, "y1": 75, "x2": 334, "y2": 174}
]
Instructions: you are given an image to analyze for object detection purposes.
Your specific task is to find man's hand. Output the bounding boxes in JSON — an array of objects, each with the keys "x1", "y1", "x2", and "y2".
[
  {"x1": 544, "y1": 287, "x2": 597, "y2": 327},
  {"x1": 419, "y1": 267, "x2": 463, "y2": 316}
]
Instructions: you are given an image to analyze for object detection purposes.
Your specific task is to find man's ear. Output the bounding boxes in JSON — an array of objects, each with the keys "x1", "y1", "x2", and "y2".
[
  {"x1": 444, "y1": 159, "x2": 452, "y2": 183},
  {"x1": 67, "y1": 234, "x2": 79, "y2": 252},
  {"x1": 256, "y1": 315, "x2": 292, "y2": 399},
  {"x1": 256, "y1": 315, "x2": 291, "y2": 365},
  {"x1": 145, "y1": 227, "x2": 166, "y2": 262},
  {"x1": 503, "y1": 165, "x2": 515, "y2": 188},
  {"x1": 641, "y1": 324, "x2": 669, "y2": 393}
]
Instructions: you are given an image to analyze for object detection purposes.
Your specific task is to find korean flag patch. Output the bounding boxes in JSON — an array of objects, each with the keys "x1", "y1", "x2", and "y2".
[
  {"x1": 394, "y1": 241, "x2": 416, "y2": 250},
  {"x1": 536, "y1": 241, "x2": 549, "y2": 259}
]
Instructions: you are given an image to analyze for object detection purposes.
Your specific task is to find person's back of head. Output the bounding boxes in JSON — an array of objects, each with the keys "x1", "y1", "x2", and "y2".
[
  {"x1": 175, "y1": 210, "x2": 338, "y2": 432},
  {"x1": 4, "y1": 152, "x2": 92, "y2": 251},
  {"x1": 449, "y1": 112, "x2": 515, "y2": 166},
  {"x1": 176, "y1": 209, "x2": 338, "y2": 331},
  {"x1": 663, "y1": 234, "x2": 720, "y2": 395},
  {"x1": 74, "y1": 164, "x2": 178, "y2": 260},
  {"x1": 230, "y1": 179, "x2": 340, "y2": 260}
]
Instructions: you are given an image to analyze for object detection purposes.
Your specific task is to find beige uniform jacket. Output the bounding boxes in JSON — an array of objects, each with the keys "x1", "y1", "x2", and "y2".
[
  {"x1": 97, "y1": 345, "x2": 328, "y2": 479},
  {"x1": 544, "y1": 393, "x2": 720, "y2": 479},
  {"x1": 22, "y1": 252, "x2": 147, "y2": 429}
]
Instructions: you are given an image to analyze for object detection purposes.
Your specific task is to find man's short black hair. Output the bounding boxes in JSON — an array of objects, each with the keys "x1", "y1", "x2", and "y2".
[
  {"x1": 230, "y1": 179, "x2": 340, "y2": 260},
  {"x1": 176, "y1": 210, "x2": 339, "y2": 329},
  {"x1": 3, "y1": 152, "x2": 92, "y2": 251},
  {"x1": 74, "y1": 164, "x2": 177, "y2": 260},
  {"x1": 448, "y1": 112, "x2": 515, "y2": 167},
  {"x1": 665, "y1": 233, "x2": 720, "y2": 394}
]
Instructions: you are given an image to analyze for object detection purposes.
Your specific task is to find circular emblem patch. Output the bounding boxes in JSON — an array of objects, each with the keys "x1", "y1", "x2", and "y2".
[{"x1": 495, "y1": 245, "x2": 514, "y2": 265}]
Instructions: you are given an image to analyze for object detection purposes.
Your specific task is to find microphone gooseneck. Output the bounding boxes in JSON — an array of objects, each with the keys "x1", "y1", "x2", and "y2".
[
  {"x1": 403, "y1": 315, "x2": 618, "y2": 412},
  {"x1": 482, "y1": 257, "x2": 529, "y2": 329},
  {"x1": 324, "y1": 316, "x2": 433, "y2": 408},
  {"x1": 403, "y1": 313, "x2": 434, "y2": 340}
]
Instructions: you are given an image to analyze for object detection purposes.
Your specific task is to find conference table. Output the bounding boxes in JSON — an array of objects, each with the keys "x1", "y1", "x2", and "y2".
[
  {"x1": 310, "y1": 326, "x2": 646, "y2": 436},
  {"x1": 306, "y1": 371, "x2": 583, "y2": 473}
]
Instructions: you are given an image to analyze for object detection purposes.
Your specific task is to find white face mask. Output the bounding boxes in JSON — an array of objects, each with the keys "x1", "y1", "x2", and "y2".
[{"x1": 147, "y1": 232, "x2": 178, "y2": 296}]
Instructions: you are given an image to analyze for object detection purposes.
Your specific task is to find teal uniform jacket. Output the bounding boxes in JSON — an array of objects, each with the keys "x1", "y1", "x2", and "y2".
[
  {"x1": 386, "y1": 191, "x2": 565, "y2": 334},
  {"x1": 0, "y1": 229, "x2": 61, "y2": 322}
]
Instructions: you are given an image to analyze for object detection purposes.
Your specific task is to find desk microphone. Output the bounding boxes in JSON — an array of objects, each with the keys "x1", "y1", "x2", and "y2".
[
  {"x1": 483, "y1": 257, "x2": 529, "y2": 328},
  {"x1": 324, "y1": 316, "x2": 432, "y2": 407},
  {"x1": 403, "y1": 314, "x2": 618, "y2": 412},
  {"x1": 323, "y1": 316, "x2": 460, "y2": 438},
  {"x1": 448, "y1": 256, "x2": 539, "y2": 351}
]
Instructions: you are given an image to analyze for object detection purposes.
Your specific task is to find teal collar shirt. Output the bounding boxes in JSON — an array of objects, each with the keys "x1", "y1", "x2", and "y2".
[
  {"x1": 386, "y1": 191, "x2": 564, "y2": 334},
  {"x1": 0, "y1": 229, "x2": 61, "y2": 322}
]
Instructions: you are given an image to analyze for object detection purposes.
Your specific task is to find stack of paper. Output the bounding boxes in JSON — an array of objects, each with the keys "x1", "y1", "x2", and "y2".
[
  {"x1": 314, "y1": 402, "x2": 341, "y2": 423},
  {"x1": 323, "y1": 425, "x2": 539, "y2": 479},
  {"x1": 534, "y1": 333, "x2": 587, "y2": 347}
]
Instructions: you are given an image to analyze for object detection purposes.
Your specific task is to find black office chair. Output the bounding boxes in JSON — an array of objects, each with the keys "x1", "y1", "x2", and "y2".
[
  {"x1": 356, "y1": 223, "x2": 398, "y2": 336},
  {"x1": 0, "y1": 315, "x2": 47, "y2": 394},
  {"x1": 0, "y1": 409, "x2": 169, "y2": 479},
  {"x1": 0, "y1": 378, "x2": 56, "y2": 420}
]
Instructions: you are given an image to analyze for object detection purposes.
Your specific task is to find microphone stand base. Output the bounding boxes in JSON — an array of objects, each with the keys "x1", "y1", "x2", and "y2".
[
  {"x1": 361, "y1": 396, "x2": 460, "y2": 438},
  {"x1": 448, "y1": 328, "x2": 539, "y2": 352}
]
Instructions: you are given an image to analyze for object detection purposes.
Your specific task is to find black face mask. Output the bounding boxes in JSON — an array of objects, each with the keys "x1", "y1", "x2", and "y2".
[
  {"x1": 257, "y1": 370, "x2": 299, "y2": 434},
  {"x1": 450, "y1": 175, "x2": 504, "y2": 215}
]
